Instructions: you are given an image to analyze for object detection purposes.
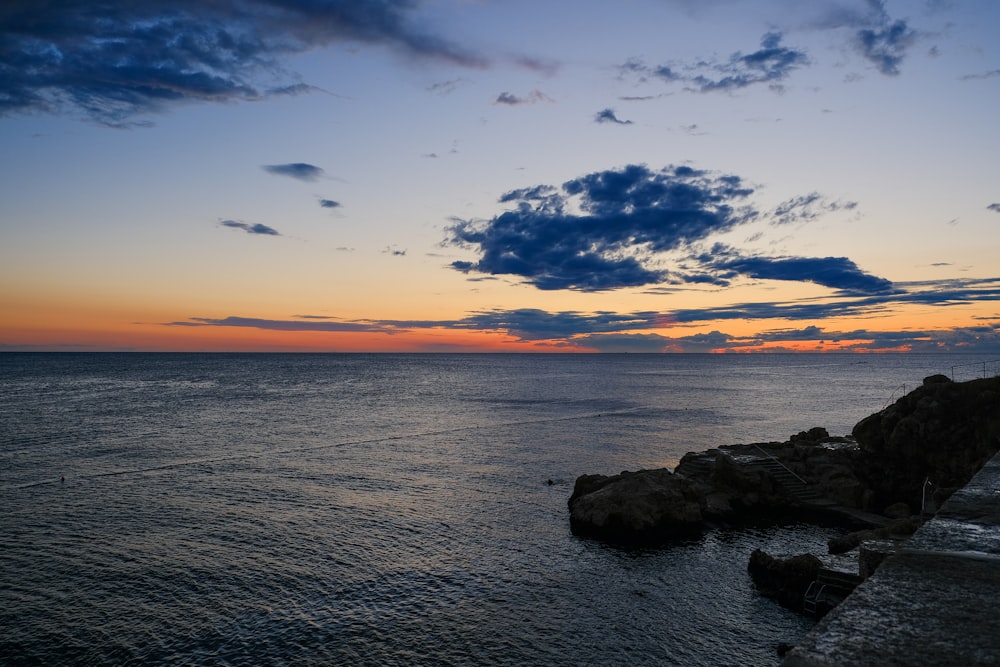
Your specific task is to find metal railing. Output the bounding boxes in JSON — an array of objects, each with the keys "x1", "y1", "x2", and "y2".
[
  {"x1": 950, "y1": 359, "x2": 1000, "y2": 381},
  {"x1": 753, "y1": 444, "x2": 808, "y2": 485},
  {"x1": 884, "y1": 384, "x2": 907, "y2": 408},
  {"x1": 882, "y1": 360, "x2": 999, "y2": 408}
]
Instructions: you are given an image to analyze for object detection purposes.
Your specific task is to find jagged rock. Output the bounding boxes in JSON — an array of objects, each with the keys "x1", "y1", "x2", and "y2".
[
  {"x1": 567, "y1": 469, "x2": 703, "y2": 545},
  {"x1": 747, "y1": 549, "x2": 823, "y2": 612}
]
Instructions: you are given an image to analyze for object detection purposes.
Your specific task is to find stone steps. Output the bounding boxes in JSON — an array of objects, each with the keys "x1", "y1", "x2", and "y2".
[{"x1": 747, "y1": 458, "x2": 828, "y2": 506}]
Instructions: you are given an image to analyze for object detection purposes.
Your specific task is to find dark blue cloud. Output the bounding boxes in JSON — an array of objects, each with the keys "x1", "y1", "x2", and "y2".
[
  {"x1": 988, "y1": 203, "x2": 1000, "y2": 213},
  {"x1": 621, "y1": 32, "x2": 808, "y2": 94},
  {"x1": 0, "y1": 0, "x2": 488, "y2": 125},
  {"x1": 319, "y1": 198, "x2": 341, "y2": 209},
  {"x1": 855, "y1": 18, "x2": 916, "y2": 76},
  {"x1": 696, "y1": 244, "x2": 894, "y2": 294},
  {"x1": 664, "y1": 278, "x2": 1000, "y2": 325},
  {"x1": 595, "y1": 108, "x2": 633, "y2": 125},
  {"x1": 446, "y1": 163, "x2": 758, "y2": 291},
  {"x1": 219, "y1": 219, "x2": 280, "y2": 235},
  {"x1": 263, "y1": 163, "x2": 325, "y2": 182},
  {"x1": 446, "y1": 162, "x2": 880, "y2": 293}
]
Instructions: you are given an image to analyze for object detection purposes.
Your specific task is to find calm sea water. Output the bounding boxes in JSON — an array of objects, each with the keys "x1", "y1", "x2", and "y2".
[{"x1": 1, "y1": 353, "x2": 991, "y2": 665}]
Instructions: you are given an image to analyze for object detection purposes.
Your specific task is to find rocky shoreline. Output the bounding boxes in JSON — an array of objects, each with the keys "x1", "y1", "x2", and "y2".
[{"x1": 568, "y1": 373, "x2": 1000, "y2": 615}]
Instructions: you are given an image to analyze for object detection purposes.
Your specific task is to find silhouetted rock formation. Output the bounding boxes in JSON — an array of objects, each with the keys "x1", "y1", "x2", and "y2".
[{"x1": 568, "y1": 375, "x2": 1000, "y2": 546}]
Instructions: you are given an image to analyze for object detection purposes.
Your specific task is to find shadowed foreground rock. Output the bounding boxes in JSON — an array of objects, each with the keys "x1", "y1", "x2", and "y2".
[
  {"x1": 747, "y1": 550, "x2": 823, "y2": 612},
  {"x1": 782, "y1": 451, "x2": 1000, "y2": 666}
]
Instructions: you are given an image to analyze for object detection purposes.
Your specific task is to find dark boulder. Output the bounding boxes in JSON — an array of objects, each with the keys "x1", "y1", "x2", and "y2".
[
  {"x1": 747, "y1": 549, "x2": 823, "y2": 612},
  {"x1": 568, "y1": 469, "x2": 703, "y2": 545}
]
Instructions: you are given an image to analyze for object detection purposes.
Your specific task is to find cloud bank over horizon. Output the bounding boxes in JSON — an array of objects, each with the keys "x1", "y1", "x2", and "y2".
[{"x1": 167, "y1": 282, "x2": 1000, "y2": 353}]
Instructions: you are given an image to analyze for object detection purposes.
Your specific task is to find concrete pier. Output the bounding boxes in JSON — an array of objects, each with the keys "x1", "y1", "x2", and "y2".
[{"x1": 783, "y1": 451, "x2": 1000, "y2": 666}]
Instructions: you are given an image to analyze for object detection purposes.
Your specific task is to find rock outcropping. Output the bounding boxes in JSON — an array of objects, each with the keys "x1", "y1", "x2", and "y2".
[
  {"x1": 568, "y1": 375, "x2": 1000, "y2": 546},
  {"x1": 852, "y1": 374, "x2": 1000, "y2": 513},
  {"x1": 567, "y1": 469, "x2": 703, "y2": 544}
]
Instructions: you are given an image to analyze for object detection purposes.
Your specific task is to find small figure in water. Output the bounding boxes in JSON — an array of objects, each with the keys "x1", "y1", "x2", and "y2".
[{"x1": 60, "y1": 476, "x2": 65, "y2": 483}]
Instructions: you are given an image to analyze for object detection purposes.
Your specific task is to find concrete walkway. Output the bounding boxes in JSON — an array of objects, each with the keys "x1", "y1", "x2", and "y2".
[{"x1": 782, "y1": 451, "x2": 1000, "y2": 666}]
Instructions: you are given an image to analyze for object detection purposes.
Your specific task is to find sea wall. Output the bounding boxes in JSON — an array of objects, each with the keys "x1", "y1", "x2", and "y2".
[{"x1": 782, "y1": 449, "x2": 1000, "y2": 666}]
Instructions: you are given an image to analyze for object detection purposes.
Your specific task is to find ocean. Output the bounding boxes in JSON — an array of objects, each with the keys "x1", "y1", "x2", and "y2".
[{"x1": 1, "y1": 352, "x2": 992, "y2": 665}]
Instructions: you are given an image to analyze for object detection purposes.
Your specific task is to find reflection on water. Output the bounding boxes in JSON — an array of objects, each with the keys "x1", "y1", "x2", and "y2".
[{"x1": 1, "y1": 352, "x2": 986, "y2": 664}]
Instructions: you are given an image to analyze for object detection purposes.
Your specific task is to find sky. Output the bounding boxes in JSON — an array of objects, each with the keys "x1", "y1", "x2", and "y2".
[{"x1": 1, "y1": 0, "x2": 998, "y2": 353}]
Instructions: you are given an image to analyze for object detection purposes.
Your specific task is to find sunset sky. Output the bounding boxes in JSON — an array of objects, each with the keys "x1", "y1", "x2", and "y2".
[{"x1": 1, "y1": 0, "x2": 998, "y2": 352}]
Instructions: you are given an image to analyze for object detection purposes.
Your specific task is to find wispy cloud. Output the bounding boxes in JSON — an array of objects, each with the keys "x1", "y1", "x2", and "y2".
[
  {"x1": 427, "y1": 78, "x2": 469, "y2": 95},
  {"x1": 961, "y1": 69, "x2": 1000, "y2": 81},
  {"x1": 219, "y1": 219, "x2": 280, "y2": 236},
  {"x1": 382, "y1": 245, "x2": 406, "y2": 257},
  {"x1": 770, "y1": 193, "x2": 858, "y2": 225},
  {"x1": 0, "y1": 0, "x2": 489, "y2": 126},
  {"x1": 319, "y1": 198, "x2": 341, "y2": 209},
  {"x1": 495, "y1": 90, "x2": 553, "y2": 106},
  {"x1": 594, "y1": 108, "x2": 633, "y2": 125},
  {"x1": 809, "y1": 0, "x2": 918, "y2": 76},
  {"x1": 263, "y1": 163, "x2": 325, "y2": 182},
  {"x1": 170, "y1": 316, "x2": 392, "y2": 333},
  {"x1": 620, "y1": 32, "x2": 808, "y2": 93},
  {"x1": 988, "y1": 203, "x2": 1000, "y2": 213},
  {"x1": 445, "y1": 163, "x2": 879, "y2": 293}
]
